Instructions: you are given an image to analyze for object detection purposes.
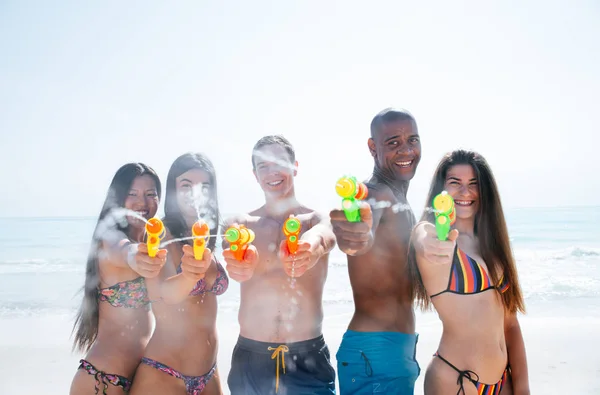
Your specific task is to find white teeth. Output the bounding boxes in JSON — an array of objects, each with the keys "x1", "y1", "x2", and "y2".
[
  {"x1": 395, "y1": 160, "x2": 412, "y2": 167},
  {"x1": 268, "y1": 180, "x2": 283, "y2": 186},
  {"x1": 455, "y1": 201, "x2": 473, "y2": 206}
]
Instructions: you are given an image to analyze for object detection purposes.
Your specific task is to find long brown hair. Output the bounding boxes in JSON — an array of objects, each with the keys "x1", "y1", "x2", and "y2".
[
  {"x1": 71, "y1": 163, "x2": 162, "y2": 353},
  {"x1": 408, "y1": 149, "x2": 525, "y2": 314}
]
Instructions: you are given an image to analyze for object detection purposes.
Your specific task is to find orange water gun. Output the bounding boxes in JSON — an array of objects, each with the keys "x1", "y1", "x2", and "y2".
[
  {"x1": 192, "y1": 219, "x2": 210, "y2": 260},
  {"x1": 224, "y1": 224, "x2": 255, "y2": 261},
  {"x1": 283, "y1": 216, "x2": 301, "y2": 254},
  {"x1": 145, "y1": 217, "x2": 165, "y2": 258}
]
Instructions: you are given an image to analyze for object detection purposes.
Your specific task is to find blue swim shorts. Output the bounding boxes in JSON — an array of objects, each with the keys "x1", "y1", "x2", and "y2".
[
  {"x1": 228, "y1": 334, "x2": 336, "y2": 395},
  {"x1": 336, "y1": 330, "x2": 420, "y2": 395}
]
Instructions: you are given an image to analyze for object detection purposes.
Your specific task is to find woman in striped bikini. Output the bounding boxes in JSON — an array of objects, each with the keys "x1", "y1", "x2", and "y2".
[{"x1": 409, "y1": 149, "x2": 530, "y2": 395}]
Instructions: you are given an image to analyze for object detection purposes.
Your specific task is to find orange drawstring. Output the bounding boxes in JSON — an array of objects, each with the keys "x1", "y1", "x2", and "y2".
[{"x1": 268, "y1": 345, "x2": 289, "y2": 393}]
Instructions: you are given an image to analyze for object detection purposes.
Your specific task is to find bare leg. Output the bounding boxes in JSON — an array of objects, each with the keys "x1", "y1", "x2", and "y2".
[
  {"x1": 424, "y1": 357, "x2": 481, "y2": 395},
  {"x1": 500, "y1": 371, "x2": 514, "y2": 395},
  {"x1": 201, "y1": 367, "x2": 224, "y2": 395},
  {"x1": 70, "y1": 366, "x2": 129, "y2": 395}
]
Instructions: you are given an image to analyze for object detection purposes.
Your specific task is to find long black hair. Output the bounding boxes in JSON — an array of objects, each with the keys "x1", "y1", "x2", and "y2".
[
  {"x1": 71, "y1": 163, "x2": 161, "y2": 353},
  {"x1": 163, "y1": 153, "x2": 220, "y2": 251}
]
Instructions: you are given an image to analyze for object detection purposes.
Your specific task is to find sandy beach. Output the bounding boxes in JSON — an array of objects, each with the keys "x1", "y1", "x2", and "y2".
[{"x1": 1, "y1": 299, "x2": 599, "y2": 394}]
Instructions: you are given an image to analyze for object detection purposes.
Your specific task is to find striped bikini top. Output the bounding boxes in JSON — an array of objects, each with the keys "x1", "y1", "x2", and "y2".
[{"x1": 430, "y1": 246, "x2": 509, "y2": 298}]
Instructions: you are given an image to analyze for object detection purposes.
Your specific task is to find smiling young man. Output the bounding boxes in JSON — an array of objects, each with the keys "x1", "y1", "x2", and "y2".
[
  {"x1": 222, "y1": 135, "x2": 337, "y2": 395},
  {"x1": 329, "y1": 108, "x2": 422, "y2": 394}
]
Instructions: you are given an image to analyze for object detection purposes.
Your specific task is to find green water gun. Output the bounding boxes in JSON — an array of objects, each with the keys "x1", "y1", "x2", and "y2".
[
  {"x1": 335, "y1": 176, "x2": 368, "y2": 222},
  {"x1": 432, "y1": 191, "x2": 456, "y2": 240},
  {"x1": 224, "y1": 224, "x2": 255, "y2": 261}
]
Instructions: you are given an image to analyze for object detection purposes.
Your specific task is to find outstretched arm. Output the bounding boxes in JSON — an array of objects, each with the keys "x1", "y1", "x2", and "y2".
[
  {"x1": 504, "y1": 312, "x2": 530, "y2": 395},
  {"x1": 279, "y1": 212, "x2": 336, "y2": 278},
  {"x1": 329, "y1": 184, "x2": 392, "y2": 256},
  {"x1": 411, "y1": 221, "x2": 459, "y2": 266},
  {"x1": 98, "y1": 229, "x2": 166, "y2": 278},
  {"x1": 147, "y1": 242, "x2": 212, "y2": 305},
  {"x1": 301, "y1": 212, "x2": 336, "y2": 258},
  {"x1": 221, "y1": 214, "x2": 259, "y2": 283}
]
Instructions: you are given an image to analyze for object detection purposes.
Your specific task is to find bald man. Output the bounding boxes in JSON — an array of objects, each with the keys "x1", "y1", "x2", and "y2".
[{"x1": 329, "y1": 108, "x2": 422, "y2": 394}]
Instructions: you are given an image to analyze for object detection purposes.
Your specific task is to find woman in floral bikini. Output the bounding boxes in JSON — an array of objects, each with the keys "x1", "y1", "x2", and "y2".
[
  {"x1": 70, "y1": 163, "x2": 167, "y2": 395},
  {"x1": 130, "y1": 153, "x2": 250, "y2": 395}
]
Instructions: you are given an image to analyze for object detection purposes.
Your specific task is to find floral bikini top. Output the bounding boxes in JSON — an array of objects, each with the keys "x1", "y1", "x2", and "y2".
[
  {"x1": 96, "y1": 259, "x2": 228, "y2": 308},
  {"x1": 97, "y1": 276, "x2": 151, "y2": 309},
  {"x1": 176, "y1": 260, "x2": 229, "y2": 297}
]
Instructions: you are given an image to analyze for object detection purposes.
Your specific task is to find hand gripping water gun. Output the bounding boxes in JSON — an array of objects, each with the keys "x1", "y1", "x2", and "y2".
[
  {"x1": 145, "y1": 217, "x2": 165, "y2": 257},
  {"x1": 224, "y1": 224, "x2": 255, "y2": 261},
  {"x1": 192, "y1": 219, "x2": 210, "y2": 260},
  {"x1": 335, "y1": 176, "x2": 368, "y2": 222},
  {"x1": 432, "y1": 191, "x2": 456, "y2": 241},
  {"x1": 283, "y1": 216, "x2": 301, "y2": 254}
]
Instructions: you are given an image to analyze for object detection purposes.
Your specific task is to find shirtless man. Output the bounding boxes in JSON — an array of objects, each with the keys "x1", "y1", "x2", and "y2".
[
  {"x1": 329, "y1": 108, "x2": 422, "y2": 394},
  {"x1": 223, "y1": 135, "x2": 337, "y2": 395}
]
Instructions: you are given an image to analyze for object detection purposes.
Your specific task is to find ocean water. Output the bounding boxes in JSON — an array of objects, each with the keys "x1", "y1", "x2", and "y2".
[{"x1": 1, "y1": 206, "x2": 599, "y2": 321}]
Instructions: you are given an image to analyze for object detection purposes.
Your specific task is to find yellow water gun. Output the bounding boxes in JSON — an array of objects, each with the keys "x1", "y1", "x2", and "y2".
[
  {"x1": 192, "y1": 219, "x2": 210, "y2": 260},
  {"x1": 145, "y1": 217, "x2": 165, "y2": 257}
]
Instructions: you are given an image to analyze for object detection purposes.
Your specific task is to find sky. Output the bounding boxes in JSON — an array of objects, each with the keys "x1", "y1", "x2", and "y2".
[{"x1": 1, "y1": 0, "x2": 599, "y2": 218}]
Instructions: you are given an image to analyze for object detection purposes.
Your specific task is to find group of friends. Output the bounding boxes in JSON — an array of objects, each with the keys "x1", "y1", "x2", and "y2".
[{"x1": 69, "y1": 108, "x2": 529, "y2": 395}]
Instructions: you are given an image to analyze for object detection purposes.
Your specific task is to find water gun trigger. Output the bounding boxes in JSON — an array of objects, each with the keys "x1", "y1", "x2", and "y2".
[
  {"x1": 432, "y1": 191, "x2": 456, "y2": 241},
  {"x1": 224, "y1": 224, "x2": 255, "y2": 261},
  {"x1": 283, "y1": 216, "x2": 301, "y2": 255},
  {"x1": 192, "y1": 220, "x2": 210, "y2": 260},
  {"x1": 336, "y1": 176, "x2": 368, "y2": 223},
  {"x1": 145, "y1": 217, "x2": 165, "y2": 258}
]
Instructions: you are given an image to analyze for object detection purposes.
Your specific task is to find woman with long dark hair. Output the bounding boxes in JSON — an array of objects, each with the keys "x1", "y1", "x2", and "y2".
[
  {"x1": 409, "y1": 149, "x2": 529, "y2": 395},
  {"x1": 130, "y1": 152, "x2": 239, "y2": 395},
  {"x1": 70, "y1": 163, "x2": 166, "y2": 394}
]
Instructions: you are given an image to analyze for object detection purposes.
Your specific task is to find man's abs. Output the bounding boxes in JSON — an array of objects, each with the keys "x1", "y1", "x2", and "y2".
[
  {"x1": 238, "y1": 273, "x2": 325, "y2": 342},
  {"x1": 348, "y1": 295, "x2": 415, "y2": 333},
  {"x1": 347, "y1": 257, "x2": 415, "y2": 333},
  {"x1": 347, "y1": 237, "x2": 414, "y2": 333}
]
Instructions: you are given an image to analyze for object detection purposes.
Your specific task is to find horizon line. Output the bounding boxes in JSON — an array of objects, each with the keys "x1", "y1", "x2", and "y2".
[{"x1": 0, "y1": 204, "x2": 598, "y2": 220}]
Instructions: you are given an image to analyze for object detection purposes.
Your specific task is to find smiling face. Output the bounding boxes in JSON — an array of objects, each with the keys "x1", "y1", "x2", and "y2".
[
  {"x1": 252, "y1": 143, "x2": 297, "y2": 198},
  {"x1": 124, "y1": 174, "x2": 159, "y2": 229},
  {"x1": 368, "y1": 119, "x2": 421, "y2": 181},
  {"x1": 444, "y1": 164, "x2": 479, "y2": 221}
]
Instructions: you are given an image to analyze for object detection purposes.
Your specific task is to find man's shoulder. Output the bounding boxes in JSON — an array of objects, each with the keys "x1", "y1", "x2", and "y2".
[
  {"x1": 222, "y1": 212, "x2": 253, "y2": 227},
  {"x1": 296, "y1": 205, "x2": 328, "y2": 227},
  {"x1": 364, "y1": 181, "x2": 397, "y2": 213},
  {"x1": 364, "y1": 180, "x2": 396, "y2": 200}
]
